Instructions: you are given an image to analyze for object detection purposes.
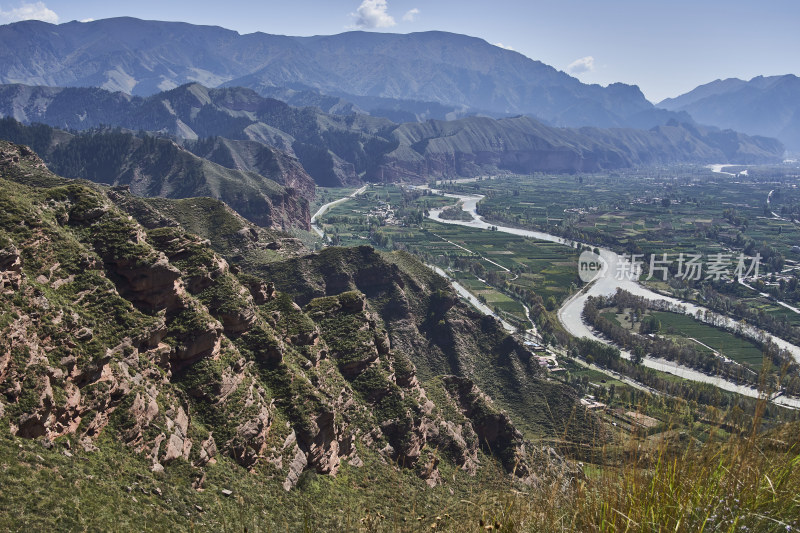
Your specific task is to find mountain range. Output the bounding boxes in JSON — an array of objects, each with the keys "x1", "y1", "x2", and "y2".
[
  {"x1": 0, "y1": 16, "x2": 790, "y2": 232},
  {"x1": 0, "y1": 117, "x2": 313, "y2": 230},
  {"x1": 0, "y1": 83, "x2": 784, "y2": 190},
  {"x1": 0, "y1": 17, "x2": 688, "y2": 129},
  {"x1": 659, "y1": 75, "x2": 800, "y2": 151},
  {"x1": 3, "y1": 17, "x2": 797, "y2": 155}
]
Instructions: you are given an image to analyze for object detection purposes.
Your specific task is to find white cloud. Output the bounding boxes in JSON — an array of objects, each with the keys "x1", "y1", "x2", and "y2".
[
  {"x1": 80, "y1": 18, "x2": 94, "y2": 23},
  {"x1": 353, "y1": 0, "x2": 396, "y2": 29},
  {"x1": 566, "y1": 56, "x2": 595, "y2": 75},
  {"x1": 0, "y1": 1, "x2": 59, "y2": 24},
  {"x1": 402, "y1": 8, "x2": 419, "y2": 22},
  {"x1": 493, "y1": 42, "x2": 514, "y2": 51}
]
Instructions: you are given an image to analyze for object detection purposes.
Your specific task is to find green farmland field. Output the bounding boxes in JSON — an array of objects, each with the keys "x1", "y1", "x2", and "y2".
[{"x1": 650, "y1": 311, "x2": 765, "y2": 368}]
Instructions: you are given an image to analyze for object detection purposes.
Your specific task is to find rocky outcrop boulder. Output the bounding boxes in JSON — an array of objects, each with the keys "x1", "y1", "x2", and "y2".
[
  {"x1": 0, "y1": 245, "x2": 22, "y2": 292},
  {"x1": 132, "y1": 318, "x2": 168, "y2": 351},
  {"x1": 173, "y1": 323, "x2": 222, "y2": 362},
  {"x1": 442, "y1": 376, "x2": 534, "y2": 480},
  {"x1": 247, "y1": 280, "x2": 276, "y2": 305},
  {"x1": 162, "y1": 405, "x2": 193, "y2": 463},
  {"x1": 0, "y1": 245, "x2": 22, "y2": 272},
  {"x1": 219, "y1": 309, "x2": 256, "y2": 335},
  {"x1": 112, "y1": 254, "x2": 185, "y2": 313},
  {"x1": 282, "y1": 409, "x2": 358, "y2": 491},
  {"x1": 229, "y1": 401, "x2": 272, "y2": 468}
]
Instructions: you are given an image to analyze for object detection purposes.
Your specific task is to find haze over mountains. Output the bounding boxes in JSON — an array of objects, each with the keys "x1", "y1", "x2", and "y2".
[
  {"x1": 658, "y1": 75, "x2": 800, "y2": 151},
  {"x1": 0, "y1": 83, "x2": 783, "y2": 190},
  {"x1": 0, "y1": 16, "x2": 689, "y2": 129},
  {"x1": 0, "y1": 15, "x2": 791, "y2": 233}
]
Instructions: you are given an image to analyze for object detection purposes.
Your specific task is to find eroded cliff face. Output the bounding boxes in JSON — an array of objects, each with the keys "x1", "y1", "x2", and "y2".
[
  {"x1": 261, "y1": 245, "x2": 602, "y2": 446},
  {"x1": 186, "y1": 137, "x2": 317, "y2": 201},
  {"x1": 378, "y1": 147, "x2": 616, "y2": 182},
  {"x1": 0, "y1": 140, "x2": 585, "y2": 491},
  {"x1": 0, "y1": 120, "x2": 314, "y2": 231}
]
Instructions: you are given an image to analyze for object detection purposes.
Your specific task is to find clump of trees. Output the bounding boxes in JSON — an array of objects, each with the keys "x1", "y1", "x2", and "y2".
[{"x1": 580, "y1": 289, "x2": 800, "y2": 395}]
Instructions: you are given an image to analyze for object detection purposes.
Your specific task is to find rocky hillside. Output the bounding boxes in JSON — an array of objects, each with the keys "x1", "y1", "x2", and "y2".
[
  {"x1": 0, "y1": 84, "x2": 785, "y2": 187},
  {"x1": 0, "y1": 140, "x2": 586, "y2": 501},
  {"x1": 258, "y1": 246, "x2": 599, "y2": 441},
  {"x1": 0, "y1": 118, "x2": 313, "y2": 230},
  {"x1": 184, "y1": 136, "x2": 316, "y2": 200}
]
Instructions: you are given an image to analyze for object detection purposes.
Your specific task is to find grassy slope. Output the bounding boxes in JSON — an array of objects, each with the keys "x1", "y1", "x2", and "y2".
[
  {"x1": 0, "y1": 420, "x2": 515, "y2": 532},
  {"x1": 1, "y1": 408, "x2": 798, "y2": 532}
]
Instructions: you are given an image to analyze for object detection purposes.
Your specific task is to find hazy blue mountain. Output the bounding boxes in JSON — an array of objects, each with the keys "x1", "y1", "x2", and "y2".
[
  {"x1": 0, "y1": 17, "x2": 686, "y2": 129},
  {"x1": 255, "y1": 87, "x2": 368, "y2": 117},
  {"x1": 0, "y1": 83, "x2": 783, "y2": 184},
  {"x1": 0, "y1": 17, "x2": 296, "y2": 94},
  {"x1": 0, "y1": 82, "x2": 393, "y2": 186},
  {"x1": 658, "y1": 75, "x2": 800, "y2": 151},
  {"x1": 379, "y1": 116, "x2": 783, "y2": 181},
  {"x1": 257, "y1": 86, "x2": 503, "y2": 124},
  {"x1": 658, "y1": 78, "x2": 751, "y2": 110}
]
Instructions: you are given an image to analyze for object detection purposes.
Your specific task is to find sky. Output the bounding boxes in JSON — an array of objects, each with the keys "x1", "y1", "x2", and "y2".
[{"x1": 0, "y1": 0, "x2": 798, "y2": 103}]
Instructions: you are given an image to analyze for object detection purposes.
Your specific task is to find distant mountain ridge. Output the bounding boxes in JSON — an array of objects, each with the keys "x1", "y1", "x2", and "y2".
[
  {"x1": 0, "y1": 82, "x2": 392, "y2": 186},
  {"x1": 0, "y1": 16, "x2": 687, "y2": 129},
  {"x1": 380, "y1": 116, "x2": 783, "y2": 180},
  {"x1": 0, "y1": 83, "x2": 784, "y2": 186},
  {"x1": 658, "y1": 75, "x2": 800, "y2": 151}
]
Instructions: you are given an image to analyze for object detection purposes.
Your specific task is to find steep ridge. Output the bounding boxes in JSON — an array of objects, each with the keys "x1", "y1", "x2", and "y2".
[
  {"x1": 258, "y1": 246, "x2": 601, "y2": 442},
  {"x1": 0, "y1": 139, "x2": 585, "y2": 493},
  {"x1": 256, "y1": 85, "x2": 488, "y2": 123},
  {"x1": 0, "y1": 118, "x2": 312, "y2": 230},
  {"x1": 659, "y1": 78, "x2": 753, "y2": 110},
  {"x1": 184, "y1": 136, "x2": 316, "y2": 200}
]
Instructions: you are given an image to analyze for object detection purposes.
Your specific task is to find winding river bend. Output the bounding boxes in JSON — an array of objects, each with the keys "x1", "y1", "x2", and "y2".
[
  {"x1": 310, "y1": 185, "x2": 367, "y2": 238},
  {"x1": 424, "y1": 188, "x2": 800, "y2": 409},
  {"x1": 311, "y1": 184, "x2": 515, "y2": 333}
]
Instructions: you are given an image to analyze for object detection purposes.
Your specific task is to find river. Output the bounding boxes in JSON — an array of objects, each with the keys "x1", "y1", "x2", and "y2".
[
  {"x1": 425, "y1": 186, "x2": 800, "y2": 408},
  {"x1": 426, "y1": 264, "x2": 515, "y2": 333},
  {"x1": 310, "y1": 185, "x2": 368, "y2": 237}
]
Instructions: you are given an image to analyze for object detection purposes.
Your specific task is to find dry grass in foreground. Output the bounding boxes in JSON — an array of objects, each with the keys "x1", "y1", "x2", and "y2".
[{"x1": 448, "y1": 403, "x2": 800, "y2": 532}]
